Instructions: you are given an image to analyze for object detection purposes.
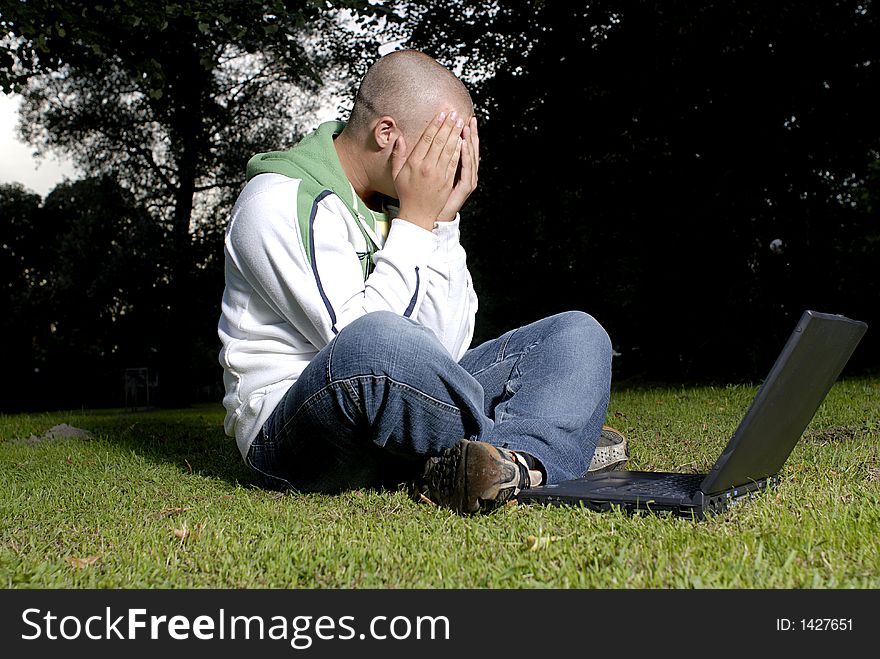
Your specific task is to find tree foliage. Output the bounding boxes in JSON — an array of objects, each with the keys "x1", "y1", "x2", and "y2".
[
  {"x1": 0, "y1": 179, "x2": 162, "y2": 410},
  {"x1": 2, "y1": 1, "x2": 391, "y2": 218},
  {"x1": 0, "y1": 184, "x2": 45, "y2": 410},
  {"x1": 1, "y1": 0, "x2": 395, "y2": 404},
  {"x1": 404, "y1": 0, "x2": 880, "y2": 378},
  {"x1": 2, "y1": 1, "x2": 877, "y2": 412}
]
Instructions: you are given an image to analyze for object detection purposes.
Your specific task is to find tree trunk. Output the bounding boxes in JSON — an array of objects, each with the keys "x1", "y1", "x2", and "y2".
[{"x1": 156, "y1": 40, "x2": 206, "y2": 408}]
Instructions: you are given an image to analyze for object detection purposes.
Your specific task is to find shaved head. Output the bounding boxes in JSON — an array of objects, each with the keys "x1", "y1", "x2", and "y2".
[
  {"x1": 334, "y1": 49, "x2": 476, "y2": 206},
  {"x1": 347, "y1": 50, "x2": 473, "y2": 140}
]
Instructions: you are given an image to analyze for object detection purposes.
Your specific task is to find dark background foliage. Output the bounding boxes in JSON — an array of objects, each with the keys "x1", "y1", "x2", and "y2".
[
  {"x1": 1, "y1": 0, "x2": 877, "y2": 411},
  {"x1": 406, "y1": 0, "x2": 879, "y2": 381}
]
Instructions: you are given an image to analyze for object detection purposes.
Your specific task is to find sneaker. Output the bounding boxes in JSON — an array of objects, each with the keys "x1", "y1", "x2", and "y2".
[
  {"x1": 420, "y1": 439, "x2": 535, "y2": 514},
  {"x1": 587, "y1": 426, "x2": 629, "y2": 473}
]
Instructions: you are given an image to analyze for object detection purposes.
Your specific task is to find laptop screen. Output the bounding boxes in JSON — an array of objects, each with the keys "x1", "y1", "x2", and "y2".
[{"x1": 699, "y1": 311, "x2": 867, "y2": 495}]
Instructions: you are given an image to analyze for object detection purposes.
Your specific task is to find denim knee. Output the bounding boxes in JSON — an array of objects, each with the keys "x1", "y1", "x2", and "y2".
[
  {"x1": 329, "y1": 311, "x2": 442, "y2": 381},
  {"x1": 550, "y1": 311, "x2": 613, "y2": 362}
]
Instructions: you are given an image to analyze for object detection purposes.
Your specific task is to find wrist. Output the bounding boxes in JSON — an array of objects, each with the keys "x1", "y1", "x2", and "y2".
[{"x1": 397, "y1": 207, "x2": 437, "y2": 231}]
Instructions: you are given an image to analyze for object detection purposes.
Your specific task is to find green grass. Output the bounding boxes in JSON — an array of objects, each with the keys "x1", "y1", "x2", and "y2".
[{"x1": 2, "y1": 378, "x2": 879, "y2": 589}]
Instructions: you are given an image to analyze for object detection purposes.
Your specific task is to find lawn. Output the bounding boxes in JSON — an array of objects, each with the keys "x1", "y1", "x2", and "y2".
[{"x1": 2, "y1": 378, "x2": 878, "y2": 588}]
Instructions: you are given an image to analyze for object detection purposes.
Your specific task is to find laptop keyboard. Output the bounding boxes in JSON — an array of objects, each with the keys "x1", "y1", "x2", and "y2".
[{"x1": 625, "y1": 473, "x2": 705, "y2": 496}]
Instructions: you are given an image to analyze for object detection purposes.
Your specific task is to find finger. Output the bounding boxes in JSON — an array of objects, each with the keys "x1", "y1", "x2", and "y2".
[
  {"x1": 391, "y1": 134, "x2": 407, "y2": 179},
  {"x1": 409, "y1": 111, "x2": 446, "y2": 163},
  {"x1": 457, "y1": 135, "x2": 472, "y2": 186},
  {"x1": 446, "y1": 136, "x2": 463, "y2": 181},
  {"x1": 458, "y1": 124, "x2": 476, "y2": 189},
  {"x1": 432, "y1": 111, "x2": 464, "y2": 166},
  {"x1": 469, "y1": 117, "x2": 480, "y2": 171}
]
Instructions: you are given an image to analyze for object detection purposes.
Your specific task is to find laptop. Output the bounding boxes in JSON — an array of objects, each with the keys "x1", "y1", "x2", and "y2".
[{"x1": 516, "y1": 310, "x2": 868, "y2": 519}]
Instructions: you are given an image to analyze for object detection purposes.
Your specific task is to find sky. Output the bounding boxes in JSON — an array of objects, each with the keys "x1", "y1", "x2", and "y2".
[{"x1": 0, "y1": 92, "x2": 77, "y2": 198}]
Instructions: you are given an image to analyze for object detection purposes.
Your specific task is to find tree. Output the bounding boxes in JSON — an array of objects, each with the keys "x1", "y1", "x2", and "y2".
[
  {"x1": 38, "y1": 177, "x2": 169, "y2": 408},
  {"x1": 0, "y1": 183, "x2": 45, "y2": 410},
  {"x1": 0, "y1": 178, "x2": 167, "y2": 411},
  {"x1": 1, "y1": 0, "x2": 396, "y2": 403},
  {"x1": 403, "y1": 0, "x2": 880, "y2": 378}
]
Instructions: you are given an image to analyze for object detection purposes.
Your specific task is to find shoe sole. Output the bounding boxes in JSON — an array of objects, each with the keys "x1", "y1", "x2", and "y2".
[{"x1": 428, "y1": 440, "x2": 519, "y2": 514}]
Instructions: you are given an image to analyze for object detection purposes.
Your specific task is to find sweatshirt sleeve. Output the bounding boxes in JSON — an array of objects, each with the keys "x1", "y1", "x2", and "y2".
[{"x1": 409, "y1": 217, "x2": 478, "y2": 360}]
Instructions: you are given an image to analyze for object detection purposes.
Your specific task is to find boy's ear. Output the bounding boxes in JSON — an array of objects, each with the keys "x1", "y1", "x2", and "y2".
[{"x1": 372, "y1": 115, "x2": 397, "y2": 150}]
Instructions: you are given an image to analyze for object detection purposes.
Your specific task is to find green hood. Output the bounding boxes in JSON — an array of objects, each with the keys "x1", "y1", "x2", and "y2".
[
  {"x1": 247, "y1": 121, "x2": 349, "y2": 196},
  {"x1": 246, "y1": 121, "x2": 382, "y2": 277}
]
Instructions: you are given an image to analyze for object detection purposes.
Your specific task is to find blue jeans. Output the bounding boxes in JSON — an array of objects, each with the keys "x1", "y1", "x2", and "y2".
[{"x1": 246, "y1": 310, "x2": 612, "y2": 492}]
